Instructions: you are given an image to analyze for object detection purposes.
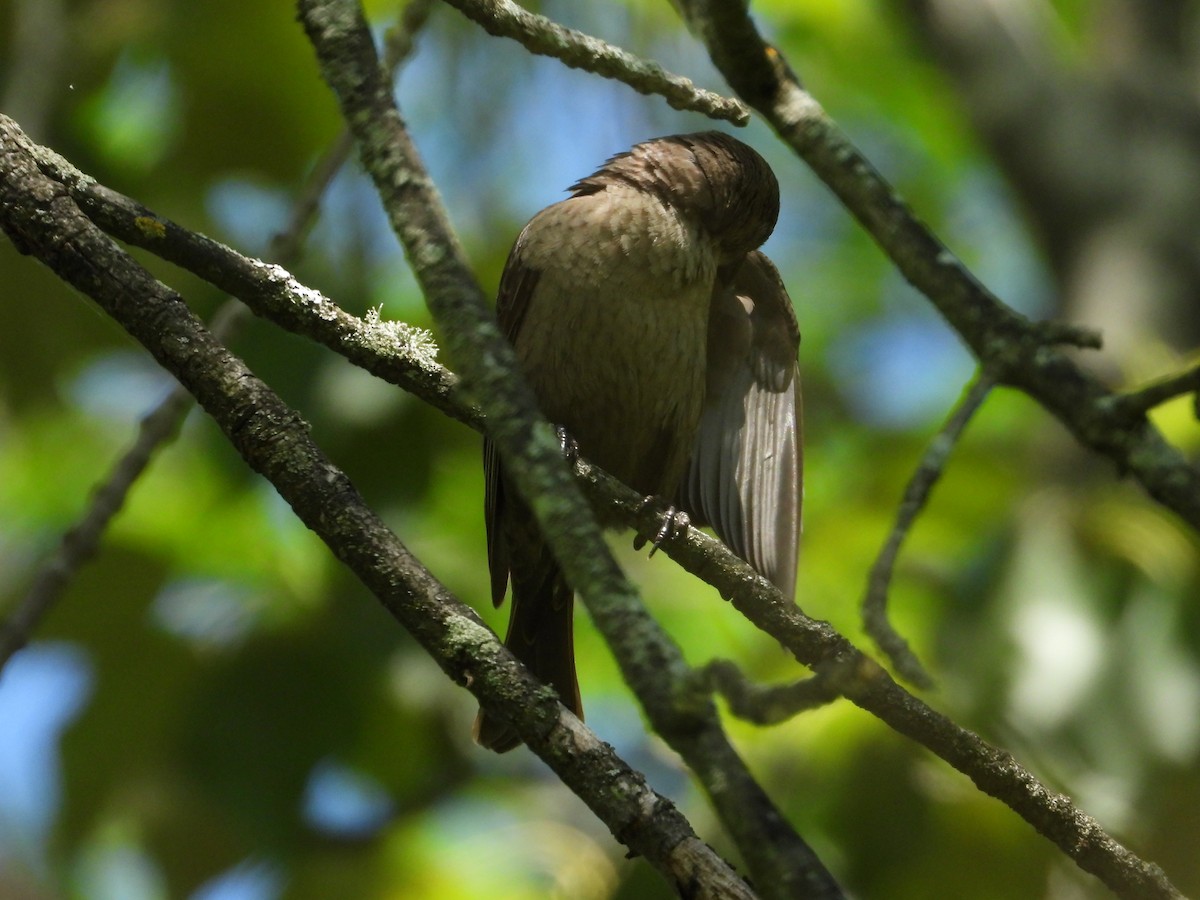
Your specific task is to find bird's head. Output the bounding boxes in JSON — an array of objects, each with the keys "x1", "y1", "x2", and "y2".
[{"x1": 571, "y1": 131, "x2": 780, "y2": 263}]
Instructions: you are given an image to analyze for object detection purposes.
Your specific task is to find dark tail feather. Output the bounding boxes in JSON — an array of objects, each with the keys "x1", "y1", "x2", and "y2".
[{"x1": 474, "y1": 565, "x2": 581, "y2": 753}]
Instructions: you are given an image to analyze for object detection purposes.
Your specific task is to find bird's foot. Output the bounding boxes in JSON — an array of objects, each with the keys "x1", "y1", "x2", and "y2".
[
  {"x1": 554, "y1": 425, "x2": 579, "y2": 463},
  {"x1": 633, "y1": 498, "x2": 690, "y2": 558}
]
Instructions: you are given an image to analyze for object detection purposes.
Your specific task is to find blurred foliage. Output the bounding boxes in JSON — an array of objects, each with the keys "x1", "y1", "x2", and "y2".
[{"x1": 1, "y1": 0, "x2": 1198, "y2": 898}]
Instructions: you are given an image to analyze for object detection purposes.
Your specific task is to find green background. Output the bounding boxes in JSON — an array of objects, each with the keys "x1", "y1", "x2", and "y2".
[{"x1": 1, "y1": 0, "x2": 1198, "y2": 897}]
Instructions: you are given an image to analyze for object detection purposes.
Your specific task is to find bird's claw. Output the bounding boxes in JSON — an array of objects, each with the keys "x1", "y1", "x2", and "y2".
[
  {"x1": 633, "y1": 499, "x2": 690, "y2": 557},
  {"x1": 554, "y1": 425, "x2": 579, "y2": 463}
]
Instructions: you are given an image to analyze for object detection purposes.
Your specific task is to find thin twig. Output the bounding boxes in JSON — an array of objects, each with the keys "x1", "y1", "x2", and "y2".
[
  {"x1": 0, "y1": 386, "x2": 192, "y2": 668},
  {"x1": 438, "y1": 0, "x2": 749, "y2": 124},
  {"x1": 863, "y1": 371, "x2": 996, "y2": 688},
  {"x1": 702, "y1": 659, "x2": 845, "y2": 725},
  {"x1": 1108, "y1": 360, "x2": 1200, "y2": 420}
]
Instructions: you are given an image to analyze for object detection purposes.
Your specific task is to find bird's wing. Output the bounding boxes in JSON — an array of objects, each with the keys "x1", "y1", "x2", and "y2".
[
  {"x1": 494, "y1": 225, "x2": 542, "y2": 344},
  {"x1": 484, "y1": 230, "x2": 543, "y2": 607},
  {"x1": 678, "y1": 250, "x2": 802, "y2": 597}
]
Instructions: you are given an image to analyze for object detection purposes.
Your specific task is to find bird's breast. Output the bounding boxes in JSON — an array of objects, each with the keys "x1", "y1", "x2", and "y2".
[{"x1": 514, "y1": 189, "x2": 717, "y2": 495}]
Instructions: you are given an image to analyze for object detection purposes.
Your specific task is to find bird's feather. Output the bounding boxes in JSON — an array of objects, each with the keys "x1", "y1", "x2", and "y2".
[{"x1": 678, "y1": 251, "x2": 802, "y2": 597}]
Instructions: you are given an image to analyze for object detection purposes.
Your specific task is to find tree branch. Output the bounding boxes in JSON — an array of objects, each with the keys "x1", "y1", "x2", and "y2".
[
  {"x1": 0, "y1": 382, "x2": 194, "y2": 668},
  {"x1": 673, "y1": 0, "x2": 1200, "y2": 539},
  {"x1": 438, "y1": 0, "x2": 749, "y2": 124},
  {"x1": 702, "y1": 659, "x2": 844, "y2": 725},
  {"x1": 1108, "y1": 360, "x2": 1200, "y2": 419},
  {"x1": 863, "y1": 370, "x2": 996, "y2": 688}
]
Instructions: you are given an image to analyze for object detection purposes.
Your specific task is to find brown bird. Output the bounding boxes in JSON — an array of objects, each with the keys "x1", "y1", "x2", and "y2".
[{"x1": 475, "y1": 132, "x2": 802, "y2": 752}]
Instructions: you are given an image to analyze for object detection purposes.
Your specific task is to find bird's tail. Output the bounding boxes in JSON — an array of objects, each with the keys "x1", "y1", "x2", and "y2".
[{"x1": 473, "y1": 563, "x2": 581, "y2": 753}]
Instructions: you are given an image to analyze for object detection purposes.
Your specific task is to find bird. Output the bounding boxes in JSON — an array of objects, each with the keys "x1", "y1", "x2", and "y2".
[{"x1": 475, "y1": 131, "x2": 802, "y2": 752}]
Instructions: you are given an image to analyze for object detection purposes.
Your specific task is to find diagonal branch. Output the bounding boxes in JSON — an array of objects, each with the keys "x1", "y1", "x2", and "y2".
[
  {"x1": 673, "y1": 0, "x2": 1200, "y2": 538},
  {"x1": 0, "y1": 381, "x2": 194, "y2": 668},
  {"x1": 439, "y1": 0, "x2": 749, "y2": 123}
]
